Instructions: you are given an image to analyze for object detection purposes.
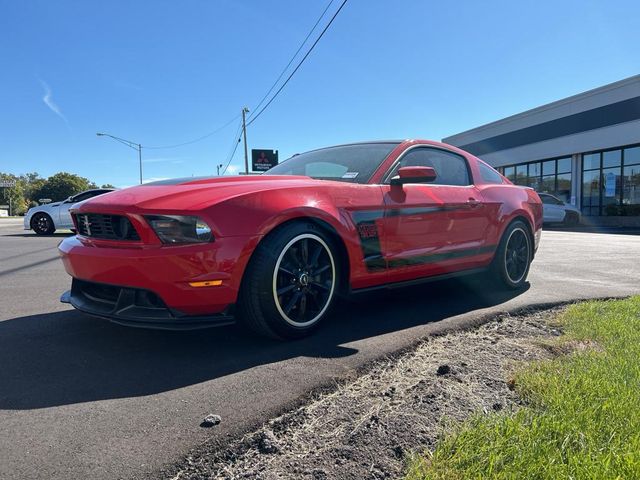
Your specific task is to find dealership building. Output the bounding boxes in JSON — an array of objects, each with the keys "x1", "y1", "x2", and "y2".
[{"x1": 443, "y1": 75, "x2": 640, "y2": 225}]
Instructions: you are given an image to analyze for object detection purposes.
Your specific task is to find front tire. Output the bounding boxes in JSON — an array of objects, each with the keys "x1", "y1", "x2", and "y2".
[
  {"x1": 31, "y1": 213, "x2": 55, "y2": 235},
  {"x1": 489, "y1": 220, "x2": 532, "y2": 289},
  {"x1": 237, "y1": 222, "x2": 339, "y2": 339}
]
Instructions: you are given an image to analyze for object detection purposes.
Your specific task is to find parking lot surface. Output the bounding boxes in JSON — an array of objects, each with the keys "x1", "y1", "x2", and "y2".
[{"x1": 1, "y1": 219, "x2": 639, "y2": 479}]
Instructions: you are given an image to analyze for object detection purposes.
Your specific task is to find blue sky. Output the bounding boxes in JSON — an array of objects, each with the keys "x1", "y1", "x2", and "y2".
[{"x1": 1, "y1": 0, "x2": 639, "y2": 187}]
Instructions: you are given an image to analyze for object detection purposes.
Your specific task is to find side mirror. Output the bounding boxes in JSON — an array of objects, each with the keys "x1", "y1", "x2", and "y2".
[{"x1": 391, "y1": 166, "x2": 437, "y2": 186}]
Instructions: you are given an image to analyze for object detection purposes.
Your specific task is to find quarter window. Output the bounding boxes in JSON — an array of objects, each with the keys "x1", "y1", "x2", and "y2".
[
  {"x1": 478, "y1": 162, "x2": 504, "y2": 184},
  {"x1": 387, "y1": 148, "x2": 470, "y2": 186}
]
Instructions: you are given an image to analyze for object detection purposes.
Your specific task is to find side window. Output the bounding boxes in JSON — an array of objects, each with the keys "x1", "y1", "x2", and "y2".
[
  {"x1": 540, "y1": 195, "x2": 554, "y2": 205},
  {"x1": 71, "y1": 192, "x2": 93, "y2": 203},
  {"x1": 478, "y1": 162, "x2": 504, "y2": 184},
  {"x1": 387, "y1": 148, "x2": 471, "y2": 186}
]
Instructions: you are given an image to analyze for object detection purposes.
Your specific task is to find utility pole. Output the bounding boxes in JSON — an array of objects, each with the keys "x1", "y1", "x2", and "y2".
[
  {"x1": 138, "y1": 144, "x2": 143, "y2": 184},
  {"x1": 242, "y1": 106, "x2": 250, "y2": 174},
  {"x1": 216, "y1": 163, "x2": 223, "y2": 176}
]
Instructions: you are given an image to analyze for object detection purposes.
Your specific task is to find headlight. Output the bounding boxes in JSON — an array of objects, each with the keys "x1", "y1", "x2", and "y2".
[{"x1": 145, "y1": 215, "x2": 213, "y2": 244}]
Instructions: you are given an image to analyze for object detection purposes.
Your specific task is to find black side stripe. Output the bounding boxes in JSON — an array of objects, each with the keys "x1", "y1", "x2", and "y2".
[
  {"x1": 387, "y1": 245, "x2": 496, "y2": 269},
  {"x1": 351, "y1": 208, "x2": 494, "y2": 271}
]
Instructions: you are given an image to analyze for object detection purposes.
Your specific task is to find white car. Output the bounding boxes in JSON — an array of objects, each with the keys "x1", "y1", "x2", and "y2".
[
  {"x1": 24, "y1": 188, "x2": 114, "y2": 235},
  {"x1": 539, "y1": 193, "x2": 581, "y2": 225}
]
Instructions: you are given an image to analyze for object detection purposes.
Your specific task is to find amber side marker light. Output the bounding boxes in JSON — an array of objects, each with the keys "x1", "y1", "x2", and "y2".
[{"x1": 189, "y1": 280, "x2": 223, "y2": 287}]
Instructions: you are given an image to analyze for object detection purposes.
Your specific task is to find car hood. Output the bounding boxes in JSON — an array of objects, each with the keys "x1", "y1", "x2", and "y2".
[
  {"x1": 29, "y1": 202, "x2": 62, "y2": 213},
  {"x1": 73, "y1": 175, "x2": 323, "y2": 213}
]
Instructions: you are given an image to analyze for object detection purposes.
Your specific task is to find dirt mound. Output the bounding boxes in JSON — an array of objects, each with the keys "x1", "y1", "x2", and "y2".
[{"x1": 168, "y1": 309, "x2": 560, "y2": 480}]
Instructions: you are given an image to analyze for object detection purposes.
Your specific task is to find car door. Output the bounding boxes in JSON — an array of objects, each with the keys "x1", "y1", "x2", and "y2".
[{"x1": 379, "y1": 146, "x2": 491, "y2": 281}]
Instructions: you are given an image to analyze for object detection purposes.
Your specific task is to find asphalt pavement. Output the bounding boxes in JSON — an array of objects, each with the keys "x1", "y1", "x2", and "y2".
[{"x1": 1, "y1": 217, "x2": 639, "y2": 479}]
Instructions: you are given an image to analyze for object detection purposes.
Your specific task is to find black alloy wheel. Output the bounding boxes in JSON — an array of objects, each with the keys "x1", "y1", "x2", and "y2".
[
  {"x1": 237, "y1": 222, "x2": 340, "y2": 340},
  {"x1": 273, "y1": 234, "x2": 335, "y2": 327},
  {"x1": 504, "y1": 227, "x2": 530, "y2": 284},
  {"x1": 489, "y1": 220, "x2": 532, "y2": 289},
  {"x1": 32, "y1": 213, "x2": 55, "y2": 235}
]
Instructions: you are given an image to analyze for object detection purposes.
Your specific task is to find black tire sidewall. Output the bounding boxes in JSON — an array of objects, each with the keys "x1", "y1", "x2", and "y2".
[
  {"x1": 239, "y1": 222, "x2": 340, "y2": 339},
  {"x1": 492, "y1": 220, "x2": 532, "y2": 289}
]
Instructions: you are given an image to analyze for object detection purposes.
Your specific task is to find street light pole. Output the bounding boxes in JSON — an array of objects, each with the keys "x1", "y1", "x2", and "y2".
[
  {"x1": 242, "y1": 107, "x2": 249, "y2": 174},
  {"x1": 96, "y1": 132, "x2": 143, "y2": 184},
  {"x1": 216, "y1": 163, "x2": 223, "y2": 176}
]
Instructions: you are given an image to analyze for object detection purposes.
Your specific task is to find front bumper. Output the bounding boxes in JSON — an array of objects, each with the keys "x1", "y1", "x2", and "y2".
[
  {"x1": 58, "y1": 233, "x2": 260, "y2": 322},
  {"x1": 61, "y1": 279, "x2": 234, "y2": 330}
]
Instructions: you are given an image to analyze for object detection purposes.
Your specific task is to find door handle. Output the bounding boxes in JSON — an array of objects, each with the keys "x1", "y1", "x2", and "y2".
[{"x1": 467, "y1": 197, "x2": 481, "y2": 208}]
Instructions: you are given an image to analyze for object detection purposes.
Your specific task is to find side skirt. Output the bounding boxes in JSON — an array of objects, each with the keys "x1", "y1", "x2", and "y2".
[{"x1": 349, "y1": 267, "x2": 488, "y2": 295}]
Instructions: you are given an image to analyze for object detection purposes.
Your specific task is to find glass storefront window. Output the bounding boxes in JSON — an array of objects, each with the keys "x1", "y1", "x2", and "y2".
[
  {"x1": 601, "y1": 167, "x2": 622, "y2": 216},
  {"x1": 582, "y1": 170, "x2": 600, "y2": 216},
  {"x1": 501, "y1": 157, "x2": 572, "y2": 203},
  {"x1": 581, "y1": 145, "x2": 640, "y2": 216},
  {"x1": 556, "y1": 173, "x2": 572, "y2": 203},
  {"x1": 623, "y1": 164, "x2": 640, "y2": 214},
  {"x1": 504, "y1": 166, "x2": 515, "y2": 182},
  {"x1": 527, "y1": 162, "x2": 541, "y2": 188},
  {"x1": 557, "y1": 157, "x2": 571, "y2": 173},
  {"x1": 515, "y1": 165, "x2": 527, "y2": 185},
  {"x1": 541, "y1": 175, "x2": 555, "y2": 193},
  {"x1": 583, "y1": 153, "x2": 600, "y2": 170},
  {"x1": 626, "y1": 147, "x2": 640, "y2": 166},
  {"x1": 603, "y1": 149, "x2": 622, "y2": 169}
]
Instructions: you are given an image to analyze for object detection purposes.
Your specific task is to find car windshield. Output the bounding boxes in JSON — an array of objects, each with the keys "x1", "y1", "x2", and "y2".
[{"x1": 265, "y1": 142, "x2": 400, "y2": 184}]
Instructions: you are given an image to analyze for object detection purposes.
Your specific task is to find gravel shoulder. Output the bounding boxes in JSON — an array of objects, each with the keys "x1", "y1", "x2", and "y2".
[{"x1": 166, "y1": 307, "x2": 563, "y2": 480}]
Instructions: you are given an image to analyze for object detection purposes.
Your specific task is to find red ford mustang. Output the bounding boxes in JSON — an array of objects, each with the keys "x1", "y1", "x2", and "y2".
[{"x1": 59, "y1": 140, "x2": 542, "y2": 339}]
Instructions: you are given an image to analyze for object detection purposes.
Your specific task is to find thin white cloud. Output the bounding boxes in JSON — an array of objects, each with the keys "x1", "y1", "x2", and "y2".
[
  {"x1": 39, "y1": 79, "x2": 68, "y2": 124},
  {"x1": 226, "y1": 165, "x2": 238, "y2": 174}
]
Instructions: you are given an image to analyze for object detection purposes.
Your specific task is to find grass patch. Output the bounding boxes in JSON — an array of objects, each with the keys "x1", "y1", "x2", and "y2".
[{"x1": 407, "y1": 296, "x2": 640, "y2": 480}]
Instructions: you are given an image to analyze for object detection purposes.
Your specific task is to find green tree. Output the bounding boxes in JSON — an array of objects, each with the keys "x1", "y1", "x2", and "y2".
[
  {"x1": 101, "y1": 183, "x2": 116, "y2": 189},
  {"x1": 0, "y1": 173, "x2": 28, "y2": 215},
  {"x1": 33, "y1": 172, "x2": 95, "y2": 202}
]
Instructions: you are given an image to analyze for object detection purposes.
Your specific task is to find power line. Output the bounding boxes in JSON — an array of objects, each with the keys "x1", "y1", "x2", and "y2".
[
  {"x1": 144, "y1": 113, "x2": 241, "y2": 149},
  {"x1": 248, "y1": 0, "x2": 335, "y2": 119},
  {"x1": 246, "y1": 0, "x2": 348, "y2": 127},
  {"x1": 221, "y1": 120, "x2": 244, "y2": 175}
]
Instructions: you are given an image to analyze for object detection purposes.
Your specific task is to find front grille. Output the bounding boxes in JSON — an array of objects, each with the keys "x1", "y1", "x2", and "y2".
[{"x1": 74, "y1": 213, "x2": 140, "y2": 241}]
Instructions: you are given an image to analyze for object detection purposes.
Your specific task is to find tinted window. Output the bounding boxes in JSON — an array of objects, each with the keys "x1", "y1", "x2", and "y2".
[
  {"x1": 478, "y1": 162, "x2": 504, "y2": 184},
  {"x1": 387, "y1": 148, "x2": 470, "y2": 186},
  {"x1": 540, "y1": 194, "x2": 562, "y2": 205},
  {"x1": 265, "y1": 143, "x2": 399, "y2": 184},
  {"x1": 71, "y1": 192, "x2": 94, "y2": 202}
]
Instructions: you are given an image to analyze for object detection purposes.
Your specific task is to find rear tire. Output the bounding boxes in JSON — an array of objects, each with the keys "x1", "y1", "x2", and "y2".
[
  {"x1": 31, "y1": 213, "x2": 55, "y2": 235},
  {"x1": 237, "y1": 222, "x2": 340, "y2": 340},
  {"x1": 489, "y1": 220, "x2": 532, "y2": 289}
]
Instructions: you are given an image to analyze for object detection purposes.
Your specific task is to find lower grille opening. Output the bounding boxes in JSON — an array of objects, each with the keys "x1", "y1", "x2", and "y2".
[{"x1": 73, "y1": 279, "x2": 167, "y2": 312}]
